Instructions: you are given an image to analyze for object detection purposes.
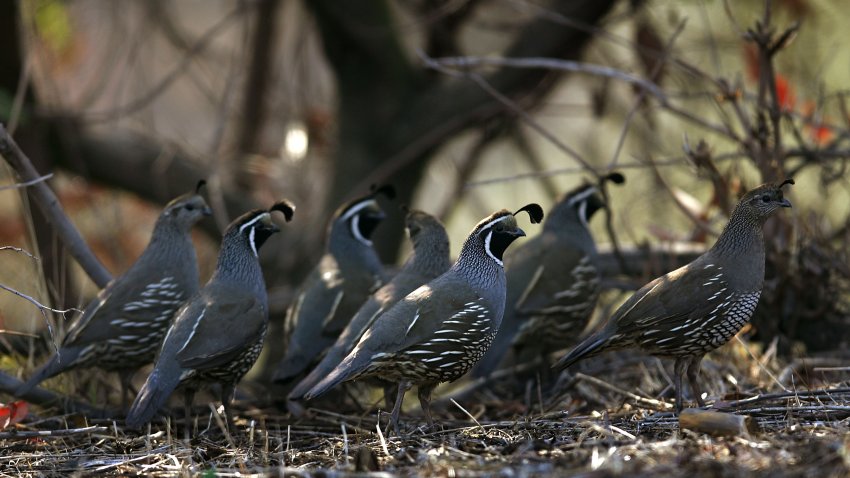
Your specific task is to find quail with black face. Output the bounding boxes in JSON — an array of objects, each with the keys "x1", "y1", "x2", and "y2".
[
  {"x1": 554, "y1": 180, "x2": 793, "y2": 411},
  {"x1": 306, "y1": 204, "x2": 544, "y2": 434},
  {"x1": 287, "y1": 209, "x2": 451, "y2": 411},
  {"x1": 475, "y1": 174, "x2": 623, "y2": 378},
  {"x1": 274, "y1": 187, "x2": 393, "y2": 385},
  {"x1": 125, "y1": 201, "x2": 294, "y2": 431}
]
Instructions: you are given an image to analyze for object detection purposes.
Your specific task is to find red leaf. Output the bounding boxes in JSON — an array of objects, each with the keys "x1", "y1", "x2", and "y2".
[
  {"x1": 0, "y1": 401, "x2": 28, "y2": 429},
  {"x1": 774, "y1": 74, "x2": 796, "y2": 111}
]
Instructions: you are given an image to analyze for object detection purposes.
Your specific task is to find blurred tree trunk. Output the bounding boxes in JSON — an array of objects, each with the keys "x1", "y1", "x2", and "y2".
[{"x1": 307, "y1": 0, "x2": 619, "y2": 261}]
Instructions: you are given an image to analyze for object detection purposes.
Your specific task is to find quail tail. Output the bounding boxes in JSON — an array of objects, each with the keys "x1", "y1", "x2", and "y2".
[
  {"x1": 303, "y1": 352, "x2": 370, "y2": 401},
  {"x1": 125, "y1": 367, "x2": 183, "y2": 429},
  {"x1": 553, "y1": 333, "x2": 610, "y2": 371}
]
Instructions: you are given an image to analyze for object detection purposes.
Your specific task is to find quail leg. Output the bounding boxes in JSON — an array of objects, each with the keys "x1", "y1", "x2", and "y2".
[
  {"x1": 220, "y1": 384, "x2": 237, "y2": 432},
  {"x1": 686, "y1": 356, "x2": 706, "y2": 407},
  {"x1": 673, "y1": 358, "x2": 687, "y2": 413},
  {"x1": 183, "y1": 389, "x2": 196, "y2": 440},
  {"x1": 383, "y1": 382, "x2": 398, "y2": 412},
  {"x1": 390, "y1": 381, "x2": 411, "y2": 436},
  {"x1": 417, "y1": 384, "x2": 436, "y2": 427},
  {"x1": 118, "y1": 371, "x2": 134, "y2": 413}
]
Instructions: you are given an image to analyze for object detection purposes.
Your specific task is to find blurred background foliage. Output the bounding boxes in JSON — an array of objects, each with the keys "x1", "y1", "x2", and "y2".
[{"x1": 1, "y1": 0, "x2": 849, "y2": 398}]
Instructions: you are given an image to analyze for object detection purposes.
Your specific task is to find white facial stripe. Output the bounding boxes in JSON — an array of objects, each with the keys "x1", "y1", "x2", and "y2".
[
  {"x1": 340, "y1": 199, "x2": 377, "y2": 221},
  {"x1": 567, "y1": 186, "x2": 597, "y2": 208},
  {"x1": 238, "y1": 213, "x2": 268, "y2": 234},
  {"x1": 478, "y1": 215, "x2": 511, "y2": 234},
  {"x1": 248, "y1": 226, "x2": 258, "y2": 257},
  {"x1": 578, "y1": 200, "x2": 589, "y2": 229},
  {"x1": 350, "y1": 214, "x2": 372, "y2": 246},
  {"x1": 484, "y1": 230, "x2": 503, "y2": 267}
]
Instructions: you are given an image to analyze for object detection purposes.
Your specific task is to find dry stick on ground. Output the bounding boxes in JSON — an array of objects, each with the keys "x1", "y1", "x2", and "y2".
[
  {"x1": 0, "y1": 371, "x2": 108, "y2": 417},
  {"x1": 0, "y1": 425, "x2": 107, "y2": 440},
  {"x1": 574, "y1": 372, "x2": 674, "y2": 411},
  {"x1": 0, "y1": 124, "x2": 112, "y2": 288}
]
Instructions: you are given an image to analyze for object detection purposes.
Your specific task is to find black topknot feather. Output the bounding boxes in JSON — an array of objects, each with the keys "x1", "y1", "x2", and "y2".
[
  {"x1": 514, "y1": 203, "x2": 544, "y2": 224},
  {"x1": 271, "y1": 200, "x2": 296, "y2": 222}
]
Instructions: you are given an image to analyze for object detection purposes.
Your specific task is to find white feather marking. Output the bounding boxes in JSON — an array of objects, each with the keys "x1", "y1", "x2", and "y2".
[
  {"x1": 405, "y1": 310, "x2": 420, "y2": 336},
  {"x1": 350, "y1": 214, "x2": 372, "y2": 246},
  {"x1": 248, "y1": 226, "x2": 258, "y2": 257},
  {"x1": 340, "y1": 199, "x2": 376, "y2": 221},
  {"x1": 483, "y1": 230, "x2": 503, "y2": 266},
  {"x1": 178, "y1": 308, "x2": 206, "y2": 354},
  {"x1": 238, "y1": 213, "x2": 267, "y2": 234}
]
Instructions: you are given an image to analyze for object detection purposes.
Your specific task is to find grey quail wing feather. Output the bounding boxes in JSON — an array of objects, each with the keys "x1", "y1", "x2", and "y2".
[{"x1": 176, "y1": 292, "x2": 265, "y2": 369}]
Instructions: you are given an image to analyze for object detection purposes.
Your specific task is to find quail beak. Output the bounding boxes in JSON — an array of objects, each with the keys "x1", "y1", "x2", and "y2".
[
  {"x1": 202, "y1": 206, "x2": 213, "y2": 217},
  {"x1": 512, "y1": 227, "x2": 526, "y2": 238},
  {"x1": 779, "y1": 198, "x2": 792, "y2": 208},
  {"x1": 368, "y1": 209, "x2": 386, "y2": 222},
  {"x1": 261, "y1": 215, "x2": 281, "y2": 233}
]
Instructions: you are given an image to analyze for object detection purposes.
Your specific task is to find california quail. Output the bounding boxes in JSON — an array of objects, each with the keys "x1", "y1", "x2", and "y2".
[
  {"x1": 17, "y1": 183, "x2": 212, "y2": 407},
  {"x1": 554, "y1": 180, "x2": 794, "y2": 411},
  {"x1": 474, "y1": 177, "x2": 620, "y2": 378},
  {"x1": 125, "y1": 201, "x2": 294, "y2": 430},
  {"x1": 305, "y1": 204, "x2": 544, "y2": 433},
  {"x1": 273, "y1": 187, "x2": 393, "y2": 384},
  {"x1": 287, "y1": 209, "x2": 451, "y2": 409}
]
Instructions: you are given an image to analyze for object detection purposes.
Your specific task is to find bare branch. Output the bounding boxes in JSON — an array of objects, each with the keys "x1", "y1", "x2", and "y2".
[
  {"x1": 0, "y1": 283, "x2": 81, "y2": 317},
  {"x1": 0, "y1": 123, "x2": 112, "y2": 287},
  {"x1": 426, "y1": 55, "x2": 668, "y2": 104},
  {"x1": 75, "y1": 5, "x2": 245, "y2": 123},
  {"x1": 0, "y1": 173, "x2": 52, "y2": 191}
]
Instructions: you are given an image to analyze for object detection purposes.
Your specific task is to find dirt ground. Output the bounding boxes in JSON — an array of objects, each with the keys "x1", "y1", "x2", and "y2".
[{"x1": 4, "y1": 346, "x2": 850, "y2": 477}]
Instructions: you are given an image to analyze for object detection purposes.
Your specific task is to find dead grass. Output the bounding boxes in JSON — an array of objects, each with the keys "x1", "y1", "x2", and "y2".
[{"x1": 4, "y1": 340, "x2": 850, "y2": 477}]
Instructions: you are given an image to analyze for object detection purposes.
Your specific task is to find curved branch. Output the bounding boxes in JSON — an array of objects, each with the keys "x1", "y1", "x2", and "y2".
[{"x1": 0, "y1": 124, "x2": 112, "y2": 288}]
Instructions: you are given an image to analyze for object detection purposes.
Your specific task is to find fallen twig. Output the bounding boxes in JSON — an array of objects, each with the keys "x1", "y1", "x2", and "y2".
[
  {"x1": 575, "y1": 372, "x2": 674, "y2": 410},
  {"x1": 0, "y1": 425, "x2": 106, "y2": 439}
]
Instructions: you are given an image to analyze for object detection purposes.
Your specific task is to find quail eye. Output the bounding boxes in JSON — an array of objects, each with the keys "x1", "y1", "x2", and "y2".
[
  {"x1": 761, "y1": 195, "x2": 770, "y2": 203},
  {"x1": 184, "y1": 204, "x2": 196, "y2": 211}
]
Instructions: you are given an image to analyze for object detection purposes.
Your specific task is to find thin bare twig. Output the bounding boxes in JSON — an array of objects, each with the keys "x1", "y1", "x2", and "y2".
[
  {"x1": 0, "y1": 425, "x2": 107, "y2": 440},
  {"x1": 78, "y1": 5, "x2": 245, "y2": 123},
  {"x1": 0, "y1": 245, "x2": 40, "y2": 261},
  {"x1": 0, "y1": 284, "x2": 79, "y2": 317},
  {"x1": 0, "y1": 174, "x2": 53, "y2": 191},
  {"x1": 575, "y1": 372, "x2": 674, "y2": 410},
  {"x1": 450, "y1": 398, "x2": 485, "y2": 432},
  {"x1": 427, "y1": 55, "x2": 668, "y2": 103}
]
